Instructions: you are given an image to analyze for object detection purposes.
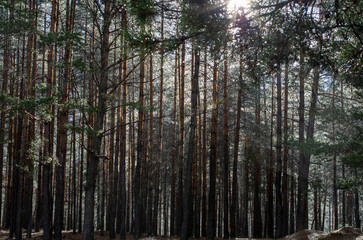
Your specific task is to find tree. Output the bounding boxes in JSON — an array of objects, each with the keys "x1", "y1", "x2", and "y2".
[
  {"x1": 207, "y1": 58, "x2": 219, "y2": 240},
  {"x1": 54, "y1": 0, "x2": 76, "y2": 238},
  {"x1": 181, "y1": 47, "x2": 200, "y2": 240},
  {"x1": 83, "y1": 1, "x2": 112, "y2": 239}
]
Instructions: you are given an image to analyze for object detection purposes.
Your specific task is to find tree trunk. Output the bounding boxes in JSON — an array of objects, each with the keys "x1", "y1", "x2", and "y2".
[
  {"x1": 222, "y1": 55, "x2": 230, "y2": 239},
  {"x1": 266, "y1": 77, "x2": 274, "y2": 239},
  {"x1": 54, "y1": 0, "x2": 75, "y2": 238},
  {"x1": 0, "y1": 2, "x2": 12, "y2": 228},
  {"x1": 82, "y1": 1, "x2": 111, "y2": 239},
  {"x1": 354, "y1": 170, "x2": 361, "y2": 228},
  {"x1": 43, "y1": 1, "x2": 59, "y2": 238},
  {"x1": 230, "y1": 59, "x2": 242, "y2": 238},
  {"x1": 134, "y1": 40, "x2": 146, "y2": 240},
  {"x1": 276, "y1": 63, "x2": 283, "y2": 238},
  {"x1": 297, "y1": 64, "x2": 320, "y2": 231},
  {"x1": 252, "y1": 75, "x2": 262, "y2": 238},
  {"x1": 176, "y1": 43, "x2": 185, "y2": 236},
  {"x1": 15, "y1": 79, "x2": 25, "y2": 240},
  {"x1": 207, "y1": 58, "x2": 218, "y2": 240},
  {"x1": 282, "y1": 58, "x2": 289, "y2": 236},
  {"x1": 119, "y1": 7, "x2": 128, "y2": 240},
  {"x1": 201, "y1": 49, "x2": 208, "y2": 238},
  {"x1": 332, "y1": 73, "x2": 338, "y2": 230},
  {"x1": 170, "y1": 48, "x2": 178, "y2": 236},
  {"x1": 296, "y1": 45, "x2": 307, "y2": 231},
  {"x1": 181, "y1": 48, "x2": 200, "y2": 240}
]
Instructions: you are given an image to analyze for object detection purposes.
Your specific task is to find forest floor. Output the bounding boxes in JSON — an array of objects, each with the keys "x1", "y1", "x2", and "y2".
[{"x1": 0, "y1": 227, "x2": 362, "y2": 240}]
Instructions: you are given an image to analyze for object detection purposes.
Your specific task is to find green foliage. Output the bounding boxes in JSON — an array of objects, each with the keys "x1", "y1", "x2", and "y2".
[
  {"x1": 73, "y1": 57, "x2": 88, "y2": 71},
  {"x1": 124, "y1": 28, "x2": 157, "y2": 53},
  {"x1": 0, "y1": 0, "x2": 33, "y2": 36},
  {"x1": 180, "y1": 0, "x2": 229, "y2": 51},
  {"x1": 338, "y1": 177, "x2": 362, "y2": 191},
  {"x1": 38, "y1": 31, "x2": 83, "y2": 52},
  {"x1": 125, "y1": 101, "x2": 155, "y2": 113},
  {"x1": 0, "y1": 87, "x2": 58, "y2": 122},
  {"x1": 128, "y1": 0, "x2": 156, "y2": 25}
]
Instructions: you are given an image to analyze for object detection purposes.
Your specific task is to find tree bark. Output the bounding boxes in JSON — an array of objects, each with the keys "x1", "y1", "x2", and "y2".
[
  {"x1": 170, "y1": 48, "x2": 178, "y2": 236},
  {"x1": 276, "y1": 63, "x2": 283, "y2": 238},
  {"x1": 134, "y1": 41, "x2": 146, "y2": 240},
  {"x1": 54, "y1": 0, "x2": 76, "y2": 238},
  {"x1": 82, "y1": 1, "x2": 111, "y2": 239},
  {"x1": 176, "y1": 43, "x2": 185, "y2": 236},
  {"x1": 207, "y1": 58, "x2": 218, "y2": 240},
  {"x1": 43, "y1": 1, "x2": 59, "y2": 238},
  {"x1": 230, "y1": 59, "x2": 242, "y2": 238},
  {"x1": 222, "y1": 54, "x2": 230, "y2": 239},
  {"x1": 282, "y1": 58, "x2": 289, "y2": 236},
  {"x1": 296, "y1": 45, "x2": 307, "y2": 231},
  {"x1": 181, "y1": 48, "x2": 200, "y2": 240},
  {"x1": 252, "y1": 75, "x2": 262, "y2": 238},
  {"x1": 118, "y1": 7, "x2": 128, "y2": 240},
  {"x1": 201, "y1": 49, "x2": 208, "y2": 238}
]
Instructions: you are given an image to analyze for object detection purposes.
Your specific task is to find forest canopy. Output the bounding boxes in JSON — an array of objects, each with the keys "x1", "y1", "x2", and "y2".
[{"x1": 0, "y1": 0, "x2": 362, "y2": 240}]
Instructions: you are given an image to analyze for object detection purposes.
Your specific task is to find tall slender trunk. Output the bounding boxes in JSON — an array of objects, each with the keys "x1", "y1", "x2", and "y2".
[
  {"x1": 0, "y1": 7, "x2": 11, "y2": 231},
  {"x1": 340, "y1": 81, "x2": 346, "y2": 227},
  {"x1": 9, "y1": 37, "x2": 21, "y2": 238},
  {"x1": 154, "y1": 11, "x2": 164, "y2": 236},
  {"x1": 297, "y1": 64, "x2": 320, "y2": 231},
  {"x1": 290, "y1": 110, "x2": 295, "y2": 234},
  {"x1": 107, "y1": 50, "x2": 117, "y2": 235},
  {"x1": 332, "y1": 73, "x2": 338, "y2": 230},
  {"x1": 207, "y1": 58, "x2": 218, "y2": 240},
  {"x1": 170, "y1": 48, "x2": 178, "y2": 236},
  {"x1": 82, "y1": 1, "x2": 111, "y2": 239},
  {"x1": 119, "y1": 7, "x2": 128, "y2": 240},
  {"x1": 296, "y1": 45, "x2": 307, "y2": 231},
  {"x1": 354, "y1": 170, "x2": 361, "y2": 228},
  {"x1": 78, "y1": 14, "x2": 88, "y2": 233},
  {"x1": 201, "y1": 49, "x2": 208, "y2": 238},
  {"x1": 54, "y1": 0, "x2": 75, "y2": 238},
  {"x1": 181, "y1": 48, "x2": 200, "y2": 240},
  {"x1": 222, "y1": 54, "x2": 230, "y2": 239},
  {"x1": 266, "y1": 77, "x2": 274, "y2": 239},
  {"x1": 43, "y1": 1, "x2": 59, "y2": 239},
  {"x1": 252, "y1": 75, "x2": 262, "y2": 238},
  {"x1": 147, "y1": 51, "x2": 155, "y2": 236},
  {"x1": 275, "y1": 63, "x2": 283, "y2": 238},
  {"x1": 242, "y1": 143, "x2": 250, "y2": 238},
  {"x1": 282, "y1": 57, "x2": 289, "y2": 236},
  {"x1": 134, "y1": 41, "x2": 146, "y2": 240},
  {"x1": 176, "y1": 43, "x2": 185, "y2": 236},
  {"x1": 15, "y1": 79, "x2": 25, "y2": 240},
  {"x1": 230, "y1": 59, "x2": 242, "y2": 238}
]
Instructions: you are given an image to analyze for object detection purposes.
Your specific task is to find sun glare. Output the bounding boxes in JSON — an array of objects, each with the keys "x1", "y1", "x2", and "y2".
[{"x1": 227, "y1": 0, "x2": 249, "y2": 10}]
